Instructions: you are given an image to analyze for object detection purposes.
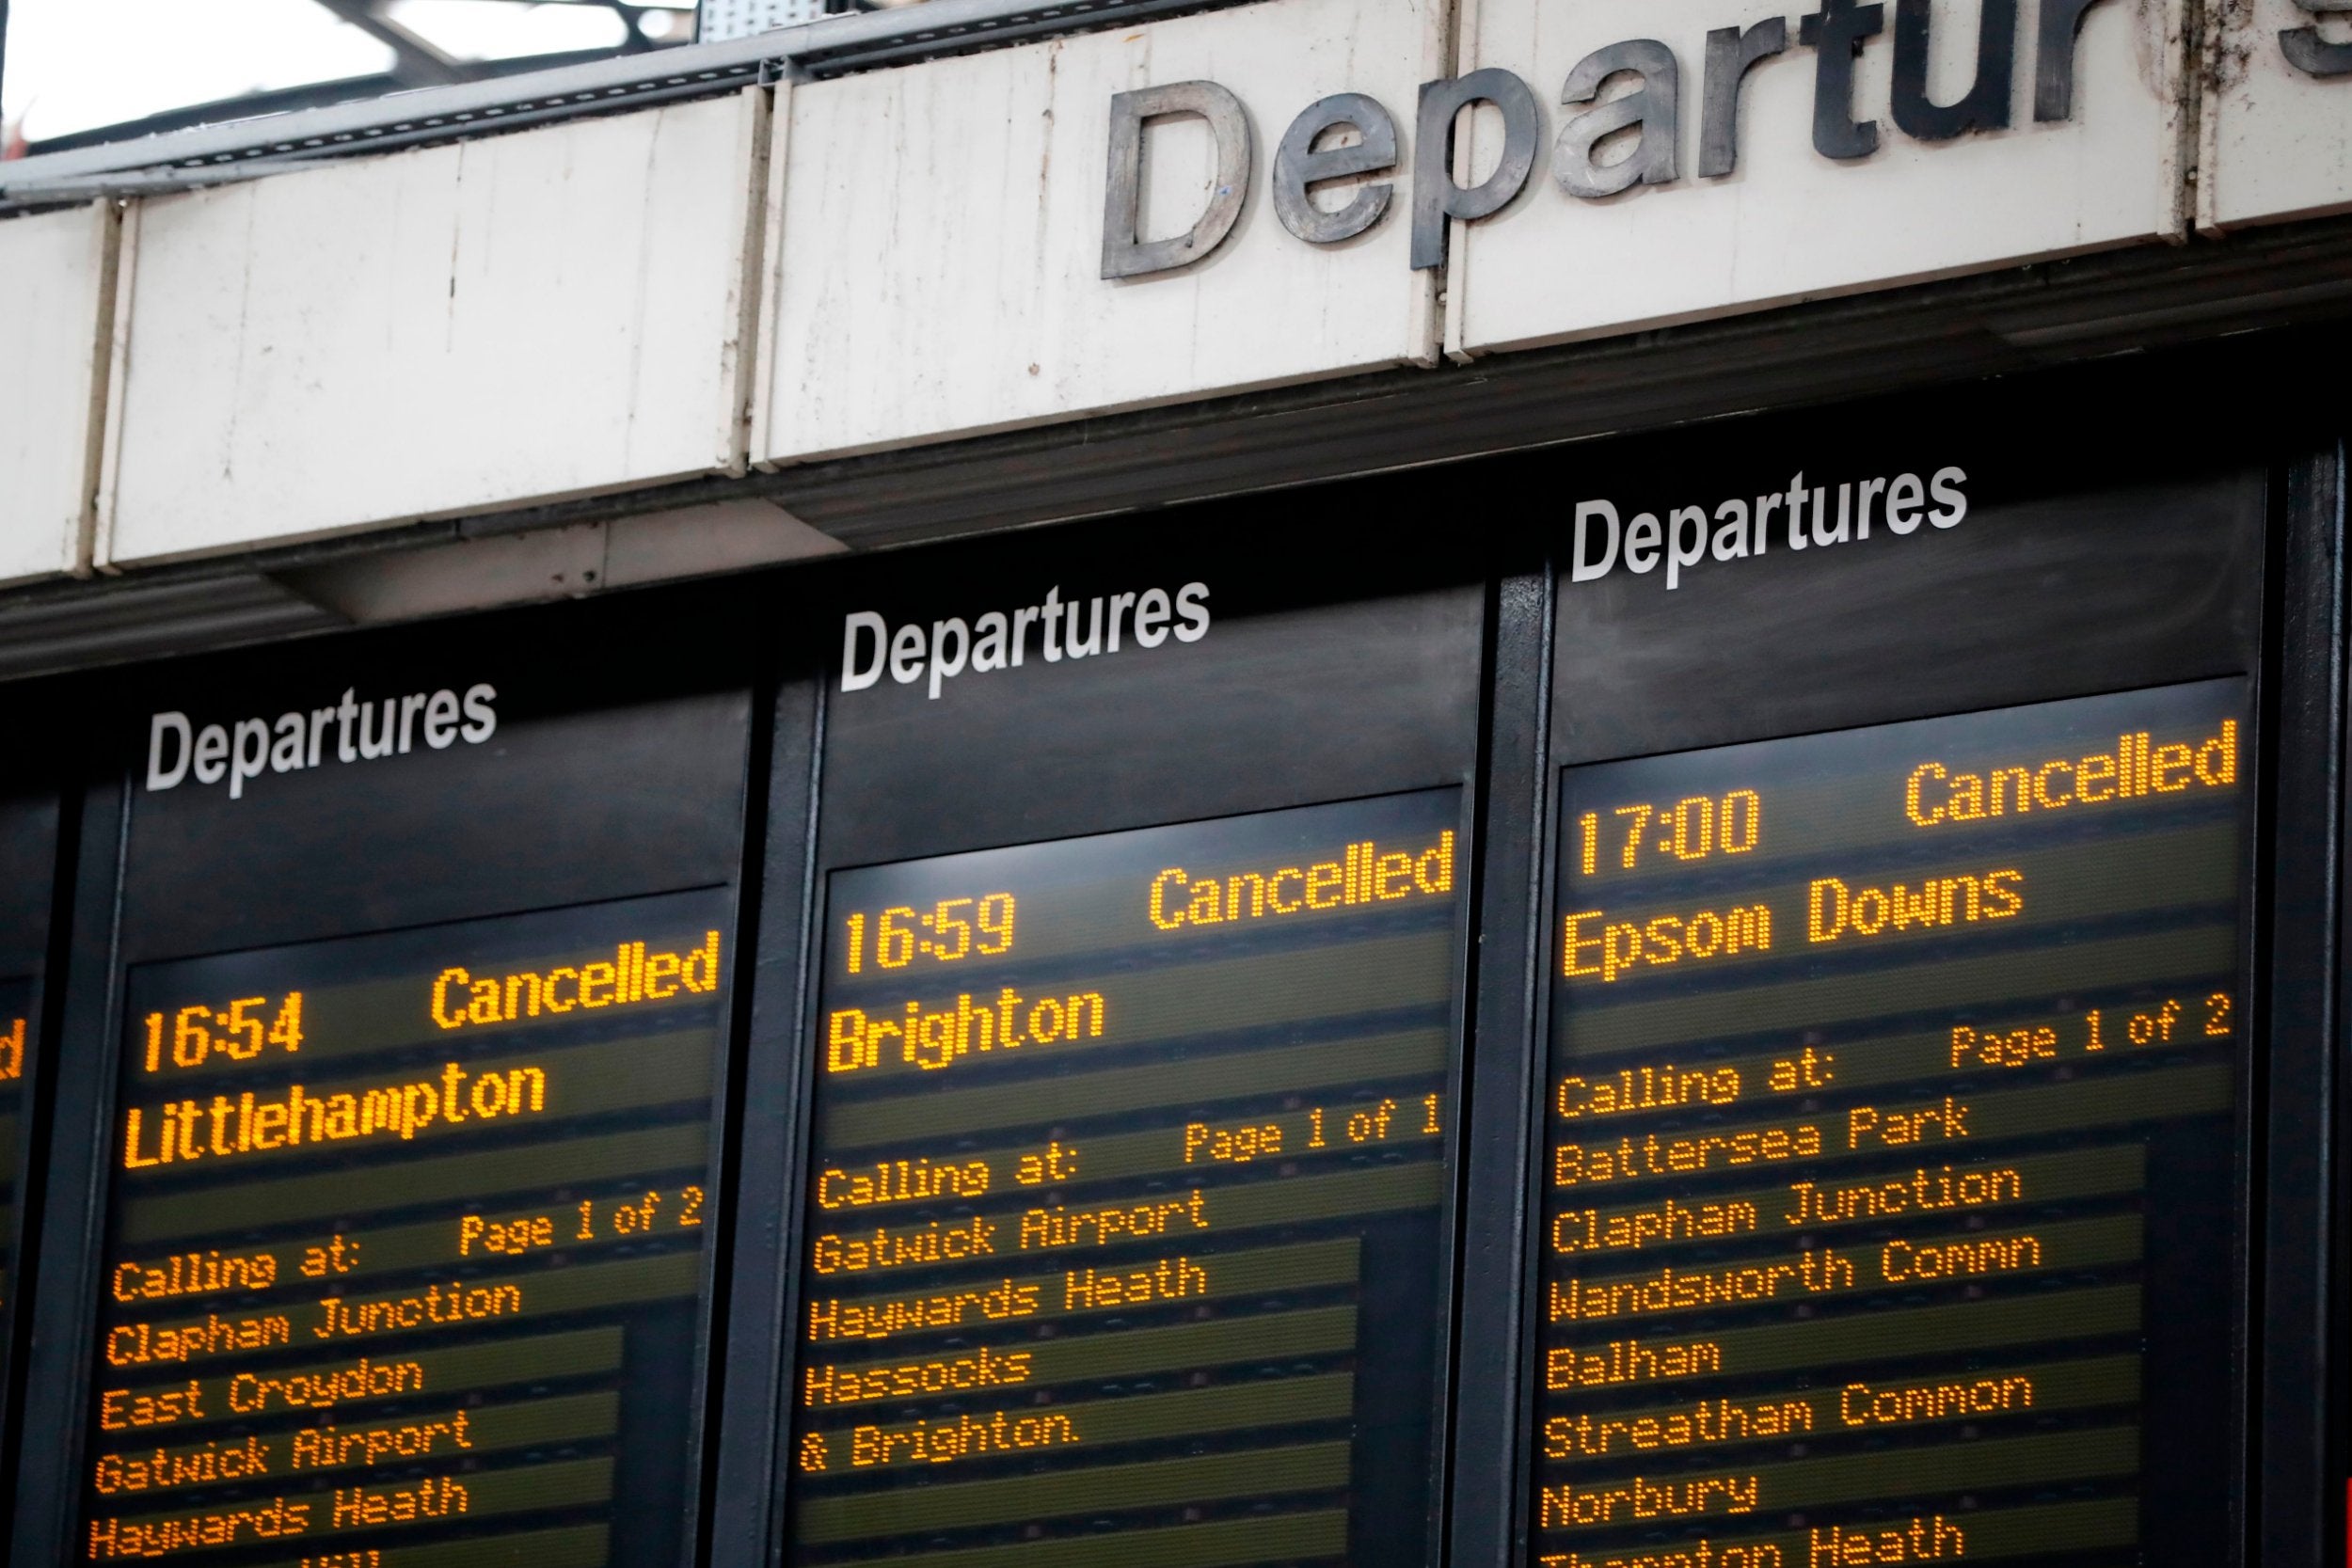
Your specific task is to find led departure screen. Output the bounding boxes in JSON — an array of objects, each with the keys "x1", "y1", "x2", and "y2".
[
  {"x1": 786, "y1": 789, "x2": 1466, "y2": 1568},
  {"x1": 1533, "y1": 679, "x2": 2249, "y2": 1568},
  {"x1": 1, "y1": 974, "x2": 30, "y2": 1340},
  {"x1": 78, "y1": 887, "x2": 732, "y2": 1566}
]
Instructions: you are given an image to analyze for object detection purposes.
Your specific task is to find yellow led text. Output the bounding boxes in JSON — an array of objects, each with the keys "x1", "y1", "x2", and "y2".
[
  {"x1": 1563, "y1": 903, "x2": 1771, "y2": 983},
  {"x1": 1538, "y1": 1474, "x2": 1759, "y2": 1528},
  {"x1": 1906, "y1": 720, "x2": 2237, "y2": 827},
  {"x1": 1540, "y1": 1544, "x2": 1782, "y2": 1568},
  {"x1": 1807, "y1": 1515, "x2": 1967, "y2": 1563},
  {"x1": 141, "y1": 995, "x2": 302, "y2": 1073},
  {"x1": 113, "y1": 1247, "x2": 279, "y2": 1304},
  {"x1": 802, "y1": 1345, "x2": 1032, "y2": 1406},
  {"x1": 431, "y1": 931, "x2": 720, "y2": 1030},
  {"x1": 92, "y1": 1435, "x2": 270, "y2": 1495},
  {"x1": 1018, "y1": 1189, "x2": 1207, "y2": 1249},
  {"x1": 812, "y1": 1216, "x2": 997, "y2": 1275},
  {"x1": 1554, "y1": 1101, "x2": 1967, "y2": 1188},
  {"x1": 457, "y1": 1212, "x2": 552, "y2": 1258},
  {"x1": 1553, "y1": 1197, "x2": 1759, "y2": 1255},
  {"x1": 814, "y1": 1140, "x2": 1076, "y2": 1211},
  {"x1": 86, "y1": 1497, "x2": 310, "y2": 1560},
  {"x1": 297, "y1": 1412, "x2": 476, "y2": 1471},
  {"x1": 1840, "y1": 1374, "x2": 2032, "y2": 1426},
  {"x1": 1807, "y1": 868, "x2": 2022, "y2": 942},
  {"x1": 1558, "y1": 1065, "x2": 1740, "y2": 1118},
  {"x1": 1148, "y1": 832, "x2": 1454, "y2": 930},
  {"x1": 1548, "y1": 1230, "x2": 2040, "y2": 1323},
  {"x1": 1784, "y1": 1164, "x2": 2021, "y2": 1226},
  {"x1": 314, "y1": 1282, "x2": 521, "y2": 1342},
  {"x1": 121, "y1": 1064, "x2": 548, "y2": 1169},
  {"x1": 1546, "y1": 1395, "x2": 1811, "y2": 1458},
  {"x1": 1952, "y1": 991, "x2": 2231, "y2": 1067},
  {"x1": 1546, "y1": 1339, "x2": 1723, "y2": 1390},
  {"x1": 845, "y1": 1410, "x2": 1077, "y2": 1468},
  {"x1": 807, "y1": 1278, "x2": 1041, "y2": 1343},
  {"x1": 108, "y1": 1312, "x2": 291, "y2": 1369},
  {"x1": 1066, "y1": 1255, "x2": 1207, "y2": 1309},
  {"x1": 827, "y1": 988, "x2": 1104, "y2": 1073}
]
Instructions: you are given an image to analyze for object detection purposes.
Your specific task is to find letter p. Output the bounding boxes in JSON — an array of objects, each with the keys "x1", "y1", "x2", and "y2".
[
  {"x1": 1665, "y1": 506, "x2": 1707, "y2": 590},
  {"x1": 229, "y1": 718, "x2": 270, "y2": 800},
  {"x1": 929, "y1": 617, "x2": 970, "y2": 700},
  {"x1": 1411, "y1": 69, "x2": 1541, "y2": 269}
]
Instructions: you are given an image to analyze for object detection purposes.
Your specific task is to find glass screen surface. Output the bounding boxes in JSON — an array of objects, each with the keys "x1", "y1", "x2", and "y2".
[
  {"x1": 1534, "y1": 678, "x2": 2249, "y2": 1567},
  {"x1": 786, "y1": 789, "x2": 1467, "y2": 1568},
  {"x1": 0, "y1": 974, "x2": 29, "y2": 1354},
  {"x1": 79, "y1": 887, "x2": 732, "y2": 1567}
]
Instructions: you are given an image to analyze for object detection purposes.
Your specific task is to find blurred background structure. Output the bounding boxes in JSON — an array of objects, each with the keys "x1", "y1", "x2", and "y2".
[{"x1": 0, "y1": 0, "x2": 893, "y2": 158}]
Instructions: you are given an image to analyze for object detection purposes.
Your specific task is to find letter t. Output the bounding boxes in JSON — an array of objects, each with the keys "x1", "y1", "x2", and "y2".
[{"x1": 1800, "y1": 0, "x2": 1883, "y2": 159}]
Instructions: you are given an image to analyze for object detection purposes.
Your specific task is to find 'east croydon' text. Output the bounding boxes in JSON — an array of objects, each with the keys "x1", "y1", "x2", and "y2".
[{"x1": 840, "y1": 582, "x2": 1211, "y2": 699}]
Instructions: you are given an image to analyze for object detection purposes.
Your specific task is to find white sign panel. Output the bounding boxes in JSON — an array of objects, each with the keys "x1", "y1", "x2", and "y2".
[
  {"x1": 756, "y1": 0, "x2": 1445, "y2": 467},
  {"x1": 2201, "y1": 0, "x2": 2352, "y2": 230},
  {"x1": 1443, "y1": 0, "x2": 2185, "y2": 356},
  {"x1": 99, "y1": 90, "x2": 766, "y2": 568},
  {"x1": 0, "y1": 201, "x2": 115, "y2": 584}
]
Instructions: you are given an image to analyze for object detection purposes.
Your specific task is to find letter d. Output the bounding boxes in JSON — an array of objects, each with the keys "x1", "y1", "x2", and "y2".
[
  {"x1": 1571, "y1": 501, "x2": 1622, "y2": 582},
  {"x1": 840, "y1": 611, "x2": 887, "y2": 692},
  {"x1": 147, "y1": 711, "x2": 193, "y2": 790},
  {"x1": 1807, "y1": 878, "x2": 1849, "y2": 942},
  {"x1": 1101, "y1": 83, "x2": 1252, "y2": 280}
]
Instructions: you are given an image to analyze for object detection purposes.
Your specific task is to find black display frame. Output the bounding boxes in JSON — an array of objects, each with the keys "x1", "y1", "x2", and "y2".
[
  {"x1": 725, "y1": 509, "x2": 1502, "y2": 1568},
  {"x1": 5, "y1": 584, "x2": 777, "y2": 1568},
  {"x1": 1434, "y1": 361, "x2": 2344, "y2": 1568},
  {"x1": 0, "y1": 680, "x2": 72, "y2": 1552},
  {"x1": 0, "y1": 343, "x2": 2334, "y2": 1568}
]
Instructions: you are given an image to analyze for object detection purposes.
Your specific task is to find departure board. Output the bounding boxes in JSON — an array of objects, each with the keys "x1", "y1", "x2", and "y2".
[
  {"x1": 785, "y1": 789, "x2": 1466, "y2": 1568},
  {"x1": 1, "y1": 973, "x2": 30, "y2": 1349},
  {"x1": 1533, "y1": 678, "x2": 2249, "y2": 1568},
  {"x1": 78, "y1": 886, "x2": 732, "y2": 1567},
  {"x1": 0, "y1": 768, "x2": 60, "y2": 1498}
]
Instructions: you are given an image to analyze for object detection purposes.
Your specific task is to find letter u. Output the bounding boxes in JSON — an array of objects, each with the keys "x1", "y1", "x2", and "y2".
[
  {"x1": 1814, "y1": 483, "x2": 1852, "y2": 545},
  {"x1": 358, "y1": 699, "x2": 398, "y2": 759},
  {"x1": 1065, "y1": 599, "x2": 1104, "y2": 658},
  {"x1": 1892, "y1": 0, "x2": 2016, "y2": 138}
]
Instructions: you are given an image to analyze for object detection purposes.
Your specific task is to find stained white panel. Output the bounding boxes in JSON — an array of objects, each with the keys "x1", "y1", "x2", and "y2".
[
  {"x1": 1453, "y1": 0, "x2": 2184, "y2": 357},
  {"x1": 0, "y1": 202, "x2": 114, "y2": 584},
  {"x1": 758, "y1": 0, "x2": 1443, "y2": 467},
  {"x1": 101, "y1": 88, "x2": 765, "y2": 568},
  {"x1": 2201, "y1": 0, "x2": 2352, "y2": 230}
]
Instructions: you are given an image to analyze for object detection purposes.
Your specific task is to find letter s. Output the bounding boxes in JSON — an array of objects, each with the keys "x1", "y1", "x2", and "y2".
[
  {"x1": 147, "y1": 711, "x2": 192, "y2": 791},
  {"x1": 1173, "y1": 583, "x2": 1211, "y2": 643},
  {"x1": 1929, "y1": 467, "x2": 1968, "y2": 528},
  {"x1": 460, "y1": 684, "x2": 499, "y2": 743}
]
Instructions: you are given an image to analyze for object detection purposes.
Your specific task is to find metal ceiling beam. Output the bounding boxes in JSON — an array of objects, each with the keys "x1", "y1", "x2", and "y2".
[
  {"x1": 310, "y1": 0, "x2": 484, "y2": 87},
  {"x1": 0, "y1": 0, "x2": 1242, "y2": 207}
]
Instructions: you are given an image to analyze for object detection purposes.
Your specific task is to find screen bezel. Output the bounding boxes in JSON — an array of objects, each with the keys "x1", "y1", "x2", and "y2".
[
  {"x1": 0, "y1": 686, "x2": 66, "y2": 1544},
  {"x1": 1531, "y1": 678, "x2": 2259, "y2": 1562},
  {"x1": 740, "y1": 510, "x2": 1497, "y2": 1568},
  {"x1": 5, "y1": 585, "x2": 767, "y2": 1568},
  {"x1": 1430, "y1": 364, "x2": 2314, "y2": 1568}
]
